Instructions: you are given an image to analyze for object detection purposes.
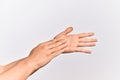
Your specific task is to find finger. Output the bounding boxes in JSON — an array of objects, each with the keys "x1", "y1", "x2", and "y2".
[
  {"x1": 50, "y1": 42, "x2": 67, "y2": 53},
  {"x1": 75, "y1": 47, "x2": 92, "y2": 54},
  {"x1": 54, "y1": 27, "x2": 73, "y2": 38},
  {"x1": 79, "y1": 38, "x2": 97, "y2": 42},
  {"x1": 61, "y1": 27, "x2": 73, "y2": 35},
  {"x1": 78, "y1": 32, "x2": 94, "y2": 38},
  {"x1": 78, "y1": 42, "x2": 96, "y2": 47},
  {"x1": 49, "y1": 46, "x2": 66, "y2": 59},
  {"x1": 48, "y1": 39, "x2": 66, "y2": 49},
  {"x1": 42, "y1": 38, "x2": 64, "y2": 46}
]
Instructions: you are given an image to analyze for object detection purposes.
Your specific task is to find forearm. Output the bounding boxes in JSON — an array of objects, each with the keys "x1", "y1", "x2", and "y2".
[
  {"x1": 0, "y1": 66, "x2": 4, "y2": 74},
  {"x1": 0, "y1": 37, "x2": 67, "y2": 80},
  {"x1": 3, "y1": 58, "x2": 26, "y2": 73},
  {"x1": 0, "y1": 57, "x2": 38, "y2": 80}
]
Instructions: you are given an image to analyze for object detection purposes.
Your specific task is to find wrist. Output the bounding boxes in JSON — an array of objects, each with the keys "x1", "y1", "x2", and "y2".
[
  {"x1": 0, "y1": 66, "x2": 4, "y2": 74},
  {"x1": 24, "y1": 57, "x2": 40, "y2": 70}
]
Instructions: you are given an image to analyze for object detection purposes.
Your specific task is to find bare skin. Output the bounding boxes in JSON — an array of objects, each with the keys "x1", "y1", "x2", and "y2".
[
  {"x1": 55, "y1": 27, "x2": 97, "y2": 53},
  {"x1": 0, "y1": 38, "x2": 67, "y2": 80},
  {"x1": 0, "y1": 27, "x2": 97, "y2": 80}
]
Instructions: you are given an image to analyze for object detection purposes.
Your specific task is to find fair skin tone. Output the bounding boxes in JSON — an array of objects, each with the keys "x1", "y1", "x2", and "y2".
[{"x1": 0, "y1": 27, "x2": 97, "y2": 80}]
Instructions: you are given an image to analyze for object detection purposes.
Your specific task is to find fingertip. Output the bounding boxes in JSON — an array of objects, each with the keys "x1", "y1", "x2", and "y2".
[
  {"x1": 85, "y1": 50, "x2": 92, "y2": 54},
  {"x1": 86, "y1": 51, "x2": 92, "y2": 54},
  {"x1": 66, "y1": 26, "x2": 73, "y2": 32},
  {"x1": 92, "y1": 43, "x2": 96, "y2": 46},
  {"x1": 96, "y1": 39, "x2": 98, "y2": 42},
  {"x1": 93, "y1": 38, "x2": 98, "y2": 42},
  {"x1": 88, "y1": 51, "x2": 92, "y2": 54},
  {"x1": 88, "y1": 32, "x2": 94, "y2": 35},
  {"x1": 68, "y1": 26, "x2": 73, "y2": 30}
]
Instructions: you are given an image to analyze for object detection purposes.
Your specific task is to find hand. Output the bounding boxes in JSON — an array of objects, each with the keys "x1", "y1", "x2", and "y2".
[
  {"x1": 28, "y1": 38, "x2": 67, "y2": 69},
  {"x1": 54, "y1": 27, "x2": 97, "y2": 54}
]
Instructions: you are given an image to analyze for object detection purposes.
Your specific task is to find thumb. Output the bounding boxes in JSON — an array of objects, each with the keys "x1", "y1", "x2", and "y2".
[
  {"x1": 55, "y1": 27, "x2": 73, "y2": 38},
  {"x1": 61, "y1": 27, "x2": 73, "y2": 35}
]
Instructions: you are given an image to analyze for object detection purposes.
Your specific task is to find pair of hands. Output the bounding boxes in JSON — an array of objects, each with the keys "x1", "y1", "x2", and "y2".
[{"x1": 28, "y1": 27, "x2": 97, "y2": 69}]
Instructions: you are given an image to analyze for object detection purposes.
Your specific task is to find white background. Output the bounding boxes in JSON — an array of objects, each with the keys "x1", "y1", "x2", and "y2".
[{"x1": 0, "y1": 0, "x2": 120, "y2": 80}]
